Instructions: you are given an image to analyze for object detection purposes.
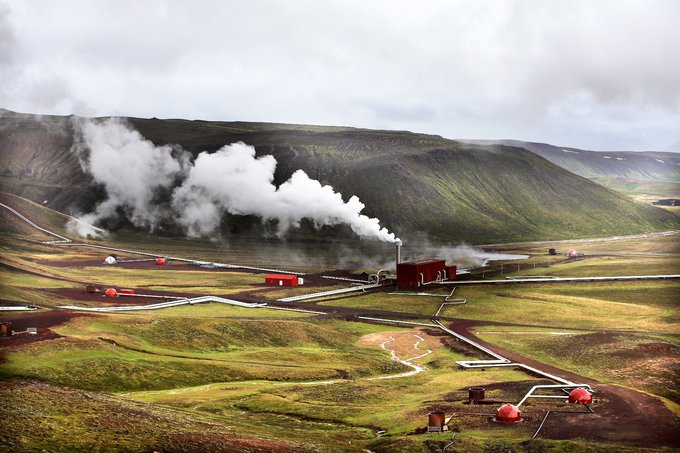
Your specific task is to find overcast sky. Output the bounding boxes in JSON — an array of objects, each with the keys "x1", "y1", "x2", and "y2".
[{"x1": 1, "y1": 0, "x2": 679, "y2": 151}]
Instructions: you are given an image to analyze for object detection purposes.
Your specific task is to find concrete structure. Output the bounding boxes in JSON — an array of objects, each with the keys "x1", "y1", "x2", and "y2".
[
  {"x1": 0, "y1": 322, "x2": 13, "y2": 337},
  {"x1": 468, "y1": 387, "x2": 485, "y2": 404},
  {"x1": 265, "y1": 274, "x2": 299, "y2": 286},
  {"x1": 427, "y1": 411, "x2": 446, "y2": 432},
  {"x1": 85, "y1": 284, "x2": 100, "y2": 293}
]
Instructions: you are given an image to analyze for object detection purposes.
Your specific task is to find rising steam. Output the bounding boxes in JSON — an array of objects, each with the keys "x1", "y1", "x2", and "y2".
[
  {"x1": 73, "y1": 118, "x2": 189, "y2": 230},
  {"x1": 72, "y1": 119, "x2": 398, "y2": 242}
]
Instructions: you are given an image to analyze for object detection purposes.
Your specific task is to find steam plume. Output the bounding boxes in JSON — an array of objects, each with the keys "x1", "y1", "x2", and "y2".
[
  {"x1": 74, "y1": 118, "x2": 189, "y2": 230},
  {"x1": 74, "y1": 119, "x2": 398, "y2": 242}
]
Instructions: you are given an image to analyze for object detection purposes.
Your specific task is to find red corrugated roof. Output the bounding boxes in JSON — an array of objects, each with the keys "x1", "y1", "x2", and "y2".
[
  {"x1": 400, "y1": 259, "x2": 445, "y2": 266},
  {"x1": 265, "y1": 274, "x2": 297, "y2": 280}
]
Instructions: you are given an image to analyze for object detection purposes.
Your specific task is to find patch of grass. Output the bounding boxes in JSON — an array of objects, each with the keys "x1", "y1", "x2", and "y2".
[
  {"x1": 321, "y1": 291, "x2": 445, "y2": 316},
  {"x1": 448, "y1": 283, "x2": 679, "y2": 333},
  {"x1": 0, "y1": 380, "x2": 352, "y2": 452},
  {"x1": 1, "y1": 318, "x2": 412, "y2": 391}
]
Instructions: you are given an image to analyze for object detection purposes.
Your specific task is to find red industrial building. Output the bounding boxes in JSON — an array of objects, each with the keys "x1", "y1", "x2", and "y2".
[
  {"x1": 265, "y1": 274, "x2": 299, "y2": 286},
  {"x1": 396, "y1": 259, "x2": 456, "y2": 288}
]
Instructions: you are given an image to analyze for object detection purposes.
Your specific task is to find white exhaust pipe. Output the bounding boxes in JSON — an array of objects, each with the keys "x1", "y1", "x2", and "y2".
[{"x1": 395, "y1": 239, "x2": 402, "y2": 266}]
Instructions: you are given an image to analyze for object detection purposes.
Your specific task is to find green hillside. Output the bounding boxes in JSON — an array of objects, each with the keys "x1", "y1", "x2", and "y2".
[
  {"x1": 1, "y1": 110, "x2": 677, "y2": 243},
  {"x1": 460, "y1": 139, "x2": 680, "y2": 203}
]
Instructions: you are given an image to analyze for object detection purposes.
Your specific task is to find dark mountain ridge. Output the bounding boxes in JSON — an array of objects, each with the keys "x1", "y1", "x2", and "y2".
[{"x1": 1, "y1": 109, "x2": 676, "y2": 243}]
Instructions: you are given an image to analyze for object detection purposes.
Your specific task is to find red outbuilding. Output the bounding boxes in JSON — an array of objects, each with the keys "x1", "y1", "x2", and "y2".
[
  {"x1": 104, "y1": 288, "x2": 117, "y2": 297},
  {"x1": 118, "y1": 289, "x2": 136, "y2": 295},
  {"x1": 155, "y1": 257, "x2": 166, "y2": 265},
  {"x1": 265, "y1": 274, "x2": 299, "y2": 286},
  {"x1": 568, "y1": 388, "x2": 593, "y2": 405},
  {"x1": 495, "y1": 404, "x2": 522, "y2": 423},
  {"x1": 397, "y1": 259, "x2": 456, "y2": 288}
]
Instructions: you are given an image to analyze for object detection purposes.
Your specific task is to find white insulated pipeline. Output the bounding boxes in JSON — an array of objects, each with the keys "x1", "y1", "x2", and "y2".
[{"x1": 431, "y1": 320, "x2": 593, "y2": 406}]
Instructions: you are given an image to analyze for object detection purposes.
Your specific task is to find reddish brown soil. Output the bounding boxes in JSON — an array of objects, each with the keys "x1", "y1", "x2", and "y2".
[
  {"x1": 0, "y1": 310, "x2": 92, "y2": 331},
  {"x1": 46, "y1": 287, "x2": 200, "y2": 305},
  {"x1": 0, "y1": 329, "x2": 62, "y2": 348},
  {"x1": 445, "y1": 322, "x2": 680, "y2": 448}
]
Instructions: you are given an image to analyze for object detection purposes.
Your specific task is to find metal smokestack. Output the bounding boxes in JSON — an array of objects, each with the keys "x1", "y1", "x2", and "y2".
[{"x1": 395, "y1": 239, "x2": 402, "y2": 266}]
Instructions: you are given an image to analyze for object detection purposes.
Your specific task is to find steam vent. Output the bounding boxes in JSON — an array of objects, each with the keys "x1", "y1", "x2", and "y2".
[
  {"x1": 568, "y1": 388, "x2": 593, "y2": 405},
  {"x1": 495, "y1": 404, "x2": 522, "y2": 423}
]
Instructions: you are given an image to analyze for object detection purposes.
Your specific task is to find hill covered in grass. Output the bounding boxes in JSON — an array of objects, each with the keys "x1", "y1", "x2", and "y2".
[
  {"x1": 1, "y1": 109, "x2": 677, "y2": 243},
  {"x1": 460, "y1": 139, "x2": 680, "y2": 202}
]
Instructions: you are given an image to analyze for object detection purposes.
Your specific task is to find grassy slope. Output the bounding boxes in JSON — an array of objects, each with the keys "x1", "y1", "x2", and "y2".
[
  {"x1": 130, "y1": 117, "x2": 678, "y2": 242},
  {"x1": 1, "y1": 110, "x2": 677, "y2": 243},
  {"x1": 0, "y1": 316, "x2": 409, "y2": 391},
  {"x1": 461, "y1": 139, "x2": 680, "y2": 204},
  {"x1": 460, "y1": 139, "x2": 680, "y2": 182}
]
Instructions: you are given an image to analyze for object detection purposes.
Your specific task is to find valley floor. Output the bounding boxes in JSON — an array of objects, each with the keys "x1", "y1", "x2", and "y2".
[{"x1": 1, "y1": 195, "x2": 679, "y2": 452}]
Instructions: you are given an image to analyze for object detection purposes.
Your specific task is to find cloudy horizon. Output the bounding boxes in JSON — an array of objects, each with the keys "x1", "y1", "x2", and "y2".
[{"x1": 1, "y1": 0, "x2": 679, "y2": 152}]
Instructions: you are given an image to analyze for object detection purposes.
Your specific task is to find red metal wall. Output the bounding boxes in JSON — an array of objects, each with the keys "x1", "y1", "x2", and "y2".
[
  {"x1": 265, "y1": 274, "x2": 298, "y2": 286},
  {"x1": 397, "y1": 260, "x2": 446, "y2": 288}
]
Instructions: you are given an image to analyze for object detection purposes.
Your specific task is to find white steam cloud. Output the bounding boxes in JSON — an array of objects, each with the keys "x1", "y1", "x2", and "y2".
[
  {"x1": 73, "y1": 119, "x2": 398, "y2": 243},
  {"x1": 74, "y1": 118, "x2": 189, "y2": 230}
]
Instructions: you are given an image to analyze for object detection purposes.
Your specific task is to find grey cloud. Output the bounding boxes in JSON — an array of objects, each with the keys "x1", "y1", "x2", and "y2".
[{"x1": 2, "y1": 0, "x2": 679, "y2": 151}]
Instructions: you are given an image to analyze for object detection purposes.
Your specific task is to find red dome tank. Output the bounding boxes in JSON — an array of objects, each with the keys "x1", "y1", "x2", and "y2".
[
  {"x1": 495, "y1": 404, "x2": 522, "y2": 423},
  {"x1": 155, "y1": 257, "x2": 166, "y2": 265},
  {"x1": 568, "y1": 388, "x2": 592, "y2": 405},
  {"x1": 105, "y1": 288, "x2": 117, "y2": 297}
]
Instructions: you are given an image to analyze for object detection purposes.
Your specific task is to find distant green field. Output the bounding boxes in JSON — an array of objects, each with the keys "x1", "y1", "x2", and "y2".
[{"x1": 447, "y1": 282, "x2": 679, "y2": 333}]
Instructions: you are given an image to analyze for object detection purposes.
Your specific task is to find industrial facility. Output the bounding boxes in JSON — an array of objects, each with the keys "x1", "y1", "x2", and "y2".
[{"x1": 394, "y1": 240, "x2": 457, "y2": 288}]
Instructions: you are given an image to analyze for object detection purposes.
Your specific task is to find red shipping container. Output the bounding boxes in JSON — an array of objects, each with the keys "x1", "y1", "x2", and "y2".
[{"x1": 265, "y1": 274, "x2": 298, "y2": 286}]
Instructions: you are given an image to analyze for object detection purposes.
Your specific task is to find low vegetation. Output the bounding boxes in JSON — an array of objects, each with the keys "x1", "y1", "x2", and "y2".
[{"x1": 1, "y1": 195, "x2": 679, "y2": 451}]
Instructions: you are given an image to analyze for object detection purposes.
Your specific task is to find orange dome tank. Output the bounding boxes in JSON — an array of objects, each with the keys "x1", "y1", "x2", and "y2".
[
  {"x1": 495, "y1": 404, "x2": 522, "y2": 423},
  {"x1": 568, "y1": 388, "x2": 593, "y2": 405}
]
